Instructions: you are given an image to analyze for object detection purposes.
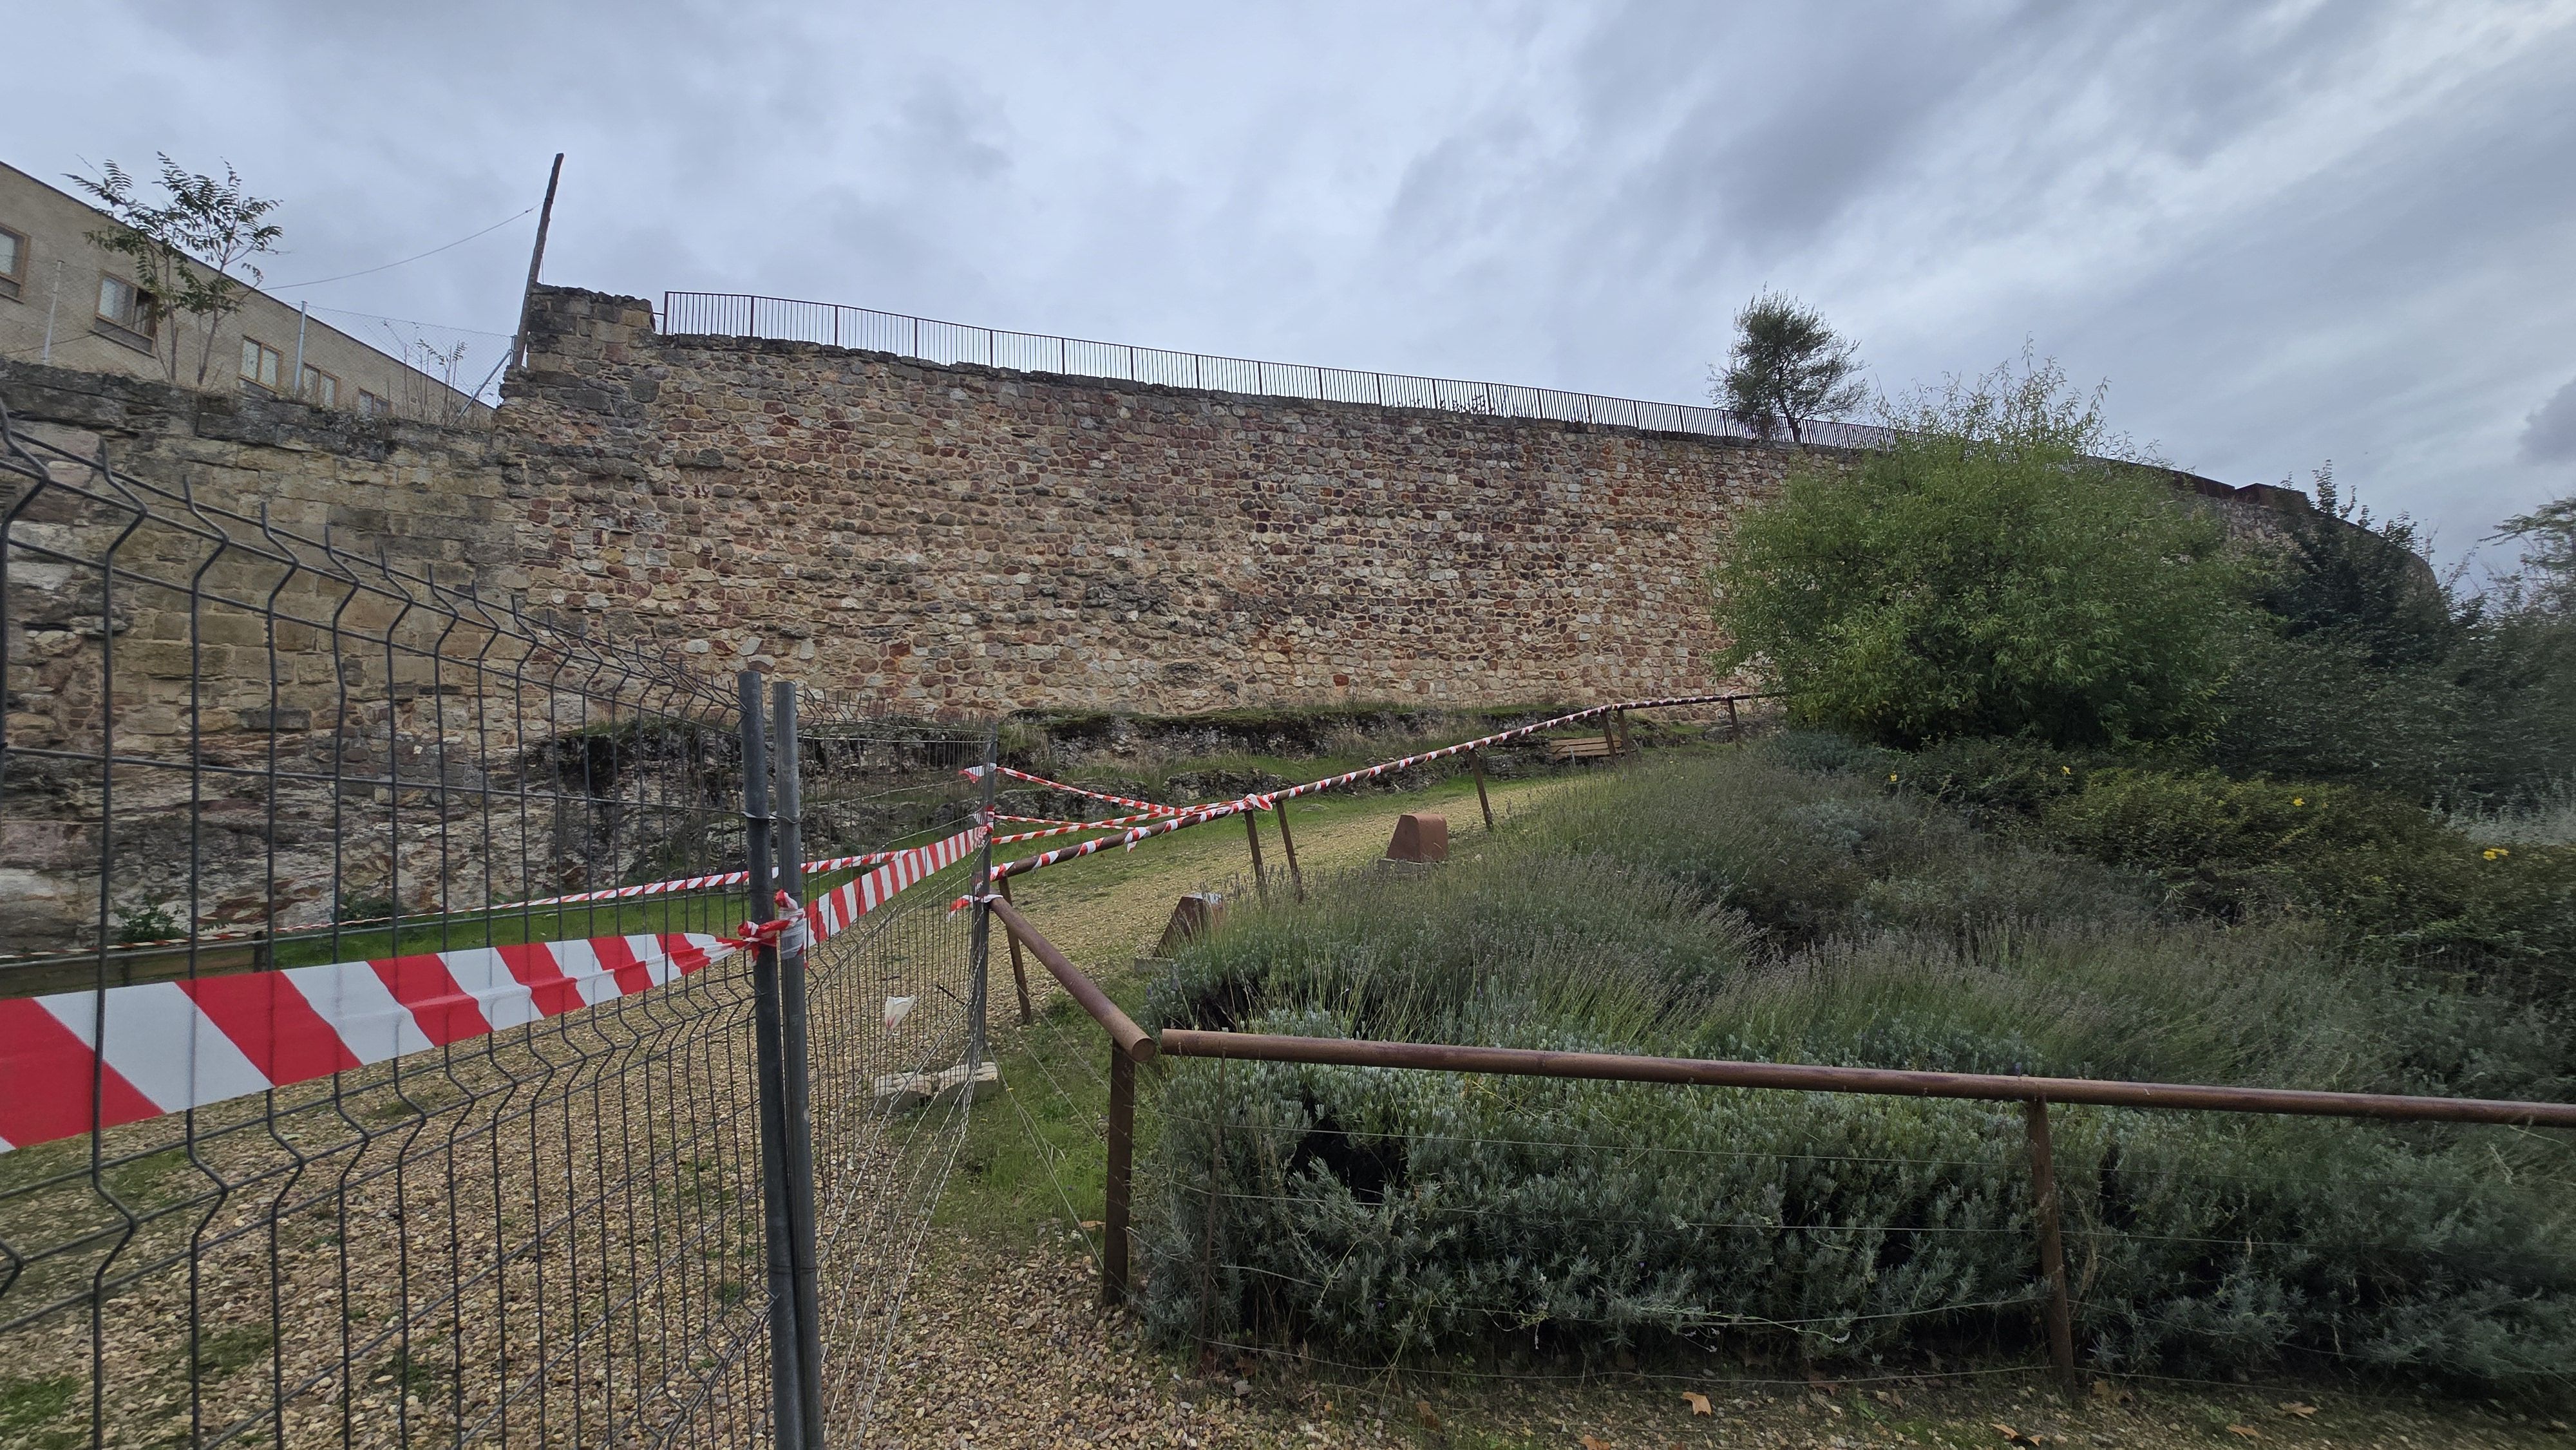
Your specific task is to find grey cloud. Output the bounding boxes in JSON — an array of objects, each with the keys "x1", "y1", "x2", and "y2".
[
  {"x1": 6, "y1": 0, "x2": 2574, "y2": 559},
  {"x1": 2525, "y1": 379, "x2": 2576, "y2": 464}
]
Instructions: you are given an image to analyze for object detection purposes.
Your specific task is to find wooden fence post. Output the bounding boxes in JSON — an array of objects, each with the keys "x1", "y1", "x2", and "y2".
[
  {"x1": 1469, "y1": 747, "x2": 1495, "y2": 831},
  {"x1": 1242, "y1": 810, "x2": 1269, "y2": 903},
  {"x1": 1725, "y1": 696, "x2": 1742, "y2": 744},
  {"x1": 997, "y1": 872, "x2": 1034, "y2": 1024},
  {"x1": 1272, "y1": 796, "x2": 1306, "y2": 902},
  {"x1": 2025, "y1": 1098, "x2": 2079, "y2": 1398}
]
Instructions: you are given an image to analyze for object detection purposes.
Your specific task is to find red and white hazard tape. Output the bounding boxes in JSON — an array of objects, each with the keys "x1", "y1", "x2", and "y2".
[
  {"x1": 796, "y1": 824, "x2": 985, "y2": 943},
  {"x1": 990, "y1": 809, "x2": 1179, "y2": 845},
  {"x1": 26, "y1": 837, "x2": 978, "y2": 964},
  {"x1": 0, "y1": 824, "x2": 987, "y2": 1156},
  {"x1": 958, "y1": 693, "x2": 1746, "y2": 901},
  {"x1": 504, "y1": 842, "x2": 933, "y2": 912},
  {"x1": 961, "y1": 764, "x2": 1193, "y2": 818}
]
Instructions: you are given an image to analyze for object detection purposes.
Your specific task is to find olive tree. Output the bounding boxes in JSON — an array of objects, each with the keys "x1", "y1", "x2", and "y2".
[{"x1": 1712, "y1": 290, "x2": 1867, "y2": 444}]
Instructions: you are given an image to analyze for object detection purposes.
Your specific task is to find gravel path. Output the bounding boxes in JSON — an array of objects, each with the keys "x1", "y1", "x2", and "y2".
[{"x1": 857, "y1": 1230, "x2": 2570, "y2": 1449}]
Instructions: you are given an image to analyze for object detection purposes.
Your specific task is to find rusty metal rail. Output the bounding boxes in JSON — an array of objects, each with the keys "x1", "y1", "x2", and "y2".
[
  {"x1": 985, "y1": 894, "x2": 1151, "y2": 1303},
  {"x1": 1151, "y1": 1030, "x2": 2576, "y2": 1128},
  {"x1": 987, "y1": 897, "x2": 1152, "y2": 1063},
  {"x1": 981, "y1": 899, "x2": 2576, "y2": 1391}
]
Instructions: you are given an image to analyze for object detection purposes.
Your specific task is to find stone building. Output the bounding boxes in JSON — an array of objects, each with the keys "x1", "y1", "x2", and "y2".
[{"x1": 0, "y1": 159, "x2": 489, "y2": 424}]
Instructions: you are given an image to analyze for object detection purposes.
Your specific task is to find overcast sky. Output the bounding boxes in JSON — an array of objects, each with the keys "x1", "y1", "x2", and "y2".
[{"x1": 10, "y1": 1, "x2": 2574, "y2": 572}]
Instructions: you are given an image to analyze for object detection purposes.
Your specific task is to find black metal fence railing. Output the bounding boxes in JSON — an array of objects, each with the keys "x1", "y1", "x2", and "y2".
[
  {"x1": 0, "y1": 397, "x2": 999, "y2": 1447},
  {"x1": 659, "y1": 291, "x2": 1894, "y2": 448}
]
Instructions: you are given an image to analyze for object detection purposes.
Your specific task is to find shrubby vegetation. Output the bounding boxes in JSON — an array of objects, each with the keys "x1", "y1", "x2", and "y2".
[
  {"x1": 1128, "y1": 361, "x2": 2576, "y2": 1398},
  {"x1": 1137, "y1": 751, "x2": 2576, "y2": 1397},
  {"x1": 1710, "y1": 362, "x2": 2576, "y2": 807},
  {"x1": 1710, "y1": 359, "x2": 2244, "y2": 749}
]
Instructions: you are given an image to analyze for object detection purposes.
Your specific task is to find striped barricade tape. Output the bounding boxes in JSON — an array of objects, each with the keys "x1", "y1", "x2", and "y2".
[
  {"x1": 956, "y1": 692, "x2": 1745, "y2": 903},
  {"x1": 961, "y1": 764, "x2": 1193, "y2": 818},
  {"x1": 0, "y1": 823, "x2": 987, "y2": 1156},
  {"x1": 990, "y1": 809, "x2": 1179, "y2": 845}
]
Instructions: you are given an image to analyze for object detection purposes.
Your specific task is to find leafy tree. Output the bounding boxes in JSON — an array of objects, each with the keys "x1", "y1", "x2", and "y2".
[
  {"x1": 2493, "y1": 493, "x2": 2576, "y2": 617},
  {"x1": 2213, "y1": 478, "x2": 2576, "y2": 804},
  {"x1": 69, "y1": 155, "x2": 283, "y2": 388},
  {"x1": 1709, "y1": 355, "x2": 2242, "y2": 749},
  {"x1": 2255, "y1": 464, "x2": 2457, "y2": 668},
  {"x1": 1712, "y1": 290, "x2": 1867, "y2": 444}
]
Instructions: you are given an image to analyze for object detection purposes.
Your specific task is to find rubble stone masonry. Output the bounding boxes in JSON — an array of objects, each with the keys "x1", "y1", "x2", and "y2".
[{"x1": 502, "y1": 287, "x2": 1788, "y2": 714}]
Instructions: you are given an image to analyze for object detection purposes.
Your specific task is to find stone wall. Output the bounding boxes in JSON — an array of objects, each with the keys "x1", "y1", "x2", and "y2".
[
  {"x1": 500, "y1": 287, "x2": 2329, "y2": 717},
  {"x1": 0, "y1": 361, "x2": 611, "y2": 951},
  {"x1": 502, "y1": 288, "x2": 1800, "y2": 715}
]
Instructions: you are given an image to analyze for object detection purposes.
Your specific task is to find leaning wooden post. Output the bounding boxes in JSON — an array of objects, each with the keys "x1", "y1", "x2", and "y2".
[
  {"x1": 1105, "y1": 1049, "x2": 1137, "y2": 1304},
  {"x1": 1725, "y1": 696, "x2": 1743, "y2": 744},
  {"x1": 996, "y1": 872, "x2": 1035, "y2": 1025},
  {"x1": 2024, "y1": 1098, "x2": 2079, "y2": 1398},
  {"x1": 1469, "y1": 747, "x2": 1495, "y2": 832},
  {"x1": 1242, "y1": 809, "x2": 1270, "y2": 904},
  {"x1": 1613, "y1": 707, "x2": 1631, "y2": 757},
  {"x1": 1271, "y1": 796, "x2": 1306, "y2": 902}
]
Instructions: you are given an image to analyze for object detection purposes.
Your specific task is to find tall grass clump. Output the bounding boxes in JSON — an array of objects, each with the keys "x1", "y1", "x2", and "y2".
[{"x1": 1135, "y1": 751, "x2": 2576, "y2": 1400}]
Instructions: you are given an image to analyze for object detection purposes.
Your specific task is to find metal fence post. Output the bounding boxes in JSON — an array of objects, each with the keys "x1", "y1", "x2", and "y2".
[
  {"x1": 770, "y1": 680, "x2": 824, "y2": 1446},
  {"x1": 967, "y1": 724, "x2": 999, "y2": 1068},
  {"x1": 737, "y1": 672, "x2": 807, "y2": 1450},
  {"x1": 2025, "y1": 1098, "x2": 2079, "y2": 1399}
]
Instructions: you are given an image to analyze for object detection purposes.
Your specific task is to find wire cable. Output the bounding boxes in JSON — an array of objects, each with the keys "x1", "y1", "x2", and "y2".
[{"x1": 265, "y1": 207, "x2": 536, "y2": 291}]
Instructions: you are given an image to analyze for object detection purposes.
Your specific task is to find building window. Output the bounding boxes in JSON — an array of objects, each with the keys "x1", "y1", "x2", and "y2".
[
  {"x1": 0, "y1": 227, "x2": 24, "y2": 303},
  {"x1": 240, "y1": 338, "x2": 284, "y2": 394},
  {"x1": 357, "y1": 390, "x2": 392, "y2": 419},
  {"x1": 95, "y1": 274, "x2": 156, "y2": 350},
  {"x1": 299, "y1": 364, "x2": 339, "y2": 408}
]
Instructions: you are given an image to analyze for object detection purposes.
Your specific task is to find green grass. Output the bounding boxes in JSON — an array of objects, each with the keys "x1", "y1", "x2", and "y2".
[
  {"x1": 256, "y1": 846, "x2": 960, "y2": 968},
  {"x1": 936, "y1": 995, "x2": 1121, "y2": 1242},
  {"x1": 0, "y1": 1375, "x2": 80, "y2": 1449}
]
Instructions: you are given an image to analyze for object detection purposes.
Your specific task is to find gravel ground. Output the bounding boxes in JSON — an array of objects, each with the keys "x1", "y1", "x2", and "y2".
[{"x1": 855, "y1": 1229, "x2": 2573, "y2": 1450}]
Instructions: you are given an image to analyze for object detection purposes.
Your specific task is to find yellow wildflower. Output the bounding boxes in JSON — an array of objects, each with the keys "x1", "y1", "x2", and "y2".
[
  {"x1": 2291, "y1": 796, "x2": 2306, "y2": 807},
  {"x1": 2483, "y1": 847, "x2": 2510, "y2": 861}
]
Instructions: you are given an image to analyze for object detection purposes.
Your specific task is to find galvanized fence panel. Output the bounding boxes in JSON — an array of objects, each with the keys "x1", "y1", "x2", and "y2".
[{"x1": 0, "y1": 399, "x2": 994, "y2": 1447}]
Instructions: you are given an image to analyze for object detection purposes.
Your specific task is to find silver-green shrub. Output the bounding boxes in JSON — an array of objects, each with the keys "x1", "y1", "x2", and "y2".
[{"x1": 1135, "y1": 753, "x2": 2576, "y2": 1397}]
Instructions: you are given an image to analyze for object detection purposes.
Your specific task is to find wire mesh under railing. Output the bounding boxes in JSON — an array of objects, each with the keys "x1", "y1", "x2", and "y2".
[
  {"x1": 0, "y1": 396, "x2": 1005, "y2": 1447},
  {"x1": 659, "y1": 291, "x2": 1895, "y2": 448}
]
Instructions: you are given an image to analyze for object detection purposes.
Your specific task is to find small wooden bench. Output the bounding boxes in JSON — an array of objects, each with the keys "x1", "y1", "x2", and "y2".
[{"x1": 1547, "y1": 734, "x2": 1617, "y2": 762}]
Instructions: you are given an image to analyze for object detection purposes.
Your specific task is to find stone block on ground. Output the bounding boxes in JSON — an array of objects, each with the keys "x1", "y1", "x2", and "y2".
[
  {"x1": 1383, "y1": 812, "x2": 1448, "y2": 864},
  {"x1": 1153, "y1": 892, "x2": 1227, "y2": 956}
]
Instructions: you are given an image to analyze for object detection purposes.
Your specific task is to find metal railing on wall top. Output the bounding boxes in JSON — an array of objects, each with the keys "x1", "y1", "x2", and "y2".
[{"x1": 660, "y1": 290, "x2": 1891, "y2": 447}]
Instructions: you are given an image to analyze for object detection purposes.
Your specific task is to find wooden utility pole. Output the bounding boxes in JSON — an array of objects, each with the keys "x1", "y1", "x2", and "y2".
[{"x1": 507, "y1": 153, "x2": 565, "y2": 375}]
